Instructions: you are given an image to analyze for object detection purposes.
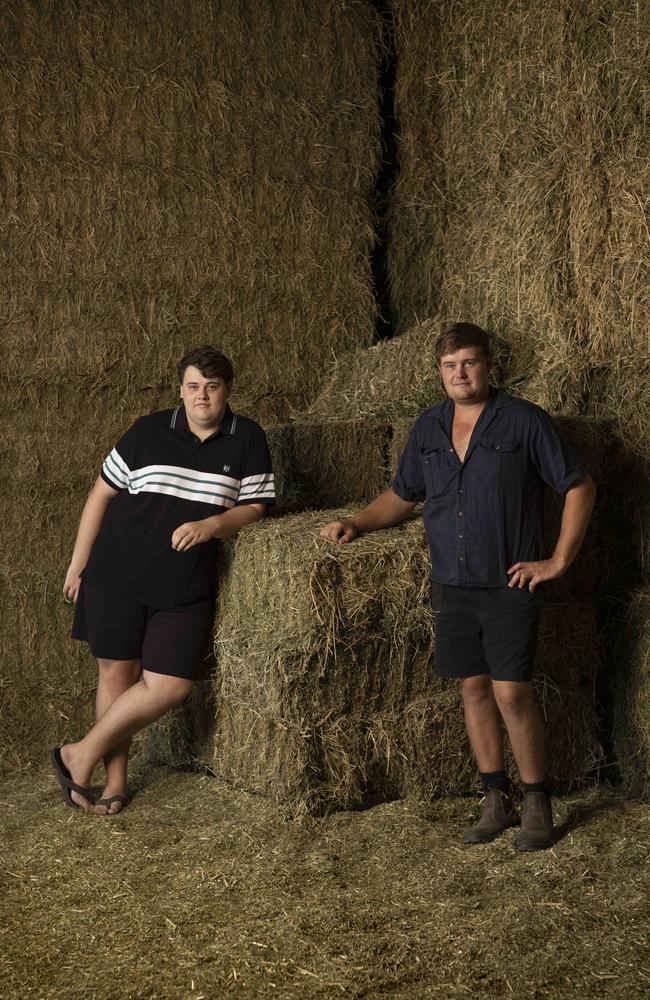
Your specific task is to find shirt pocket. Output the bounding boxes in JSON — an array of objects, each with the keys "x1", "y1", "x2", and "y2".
[
  {"x1": 476, "y1": 439, "x2": 521, "y2": 487},
  {"x1": 421, "y1": 446, "x2": 459, "y2": 498}
]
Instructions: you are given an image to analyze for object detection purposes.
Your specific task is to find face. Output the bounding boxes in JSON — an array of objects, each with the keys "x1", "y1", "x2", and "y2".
[
  {"x1": 180, "y1": 365, "x2": 231, "y2": 432},
  {"x1": 437, "y1": 348, "x2": 491, "y2": 405}
]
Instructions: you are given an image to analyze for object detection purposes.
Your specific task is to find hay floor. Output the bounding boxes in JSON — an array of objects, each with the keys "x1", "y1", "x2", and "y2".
[{"x1": 2, "y1": 768, "x2": 648, "y2": 999}]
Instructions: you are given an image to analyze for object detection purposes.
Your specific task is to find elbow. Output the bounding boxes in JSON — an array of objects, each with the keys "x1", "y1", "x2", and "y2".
[{"x1": 250, "y1": 503, "x2": 267, "y2": 522}]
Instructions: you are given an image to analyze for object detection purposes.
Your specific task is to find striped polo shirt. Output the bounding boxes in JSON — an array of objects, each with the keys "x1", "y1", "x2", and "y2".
[{"x1": 82, "y1": 404, "x2": 275, "y2": 609}]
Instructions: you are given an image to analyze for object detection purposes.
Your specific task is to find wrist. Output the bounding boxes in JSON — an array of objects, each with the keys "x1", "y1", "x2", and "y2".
[
  {"x1": 205, "y1": 515, "x2": 222, "y2": 539},
  {"x1": 550, "y1": 552, "x2": 569, "y2": 574}
]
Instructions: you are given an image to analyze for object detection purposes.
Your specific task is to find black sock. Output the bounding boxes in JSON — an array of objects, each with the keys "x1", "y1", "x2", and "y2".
[
  {"x1": 480, "y1": 770, "x2": 509, "y2": 793},
  {"x1": 522, "y1": 781, "x2": 546, "y2": 794}
]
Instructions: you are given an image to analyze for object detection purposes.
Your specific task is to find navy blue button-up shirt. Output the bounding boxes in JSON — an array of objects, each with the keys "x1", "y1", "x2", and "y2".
[{"x1": 392, "y1": 389, "x2": 584, "y2": 587}]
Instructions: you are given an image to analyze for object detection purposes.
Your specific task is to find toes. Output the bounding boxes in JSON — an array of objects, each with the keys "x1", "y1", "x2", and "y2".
[{"x1": 70, "y1": 792, "x2": 91, "y2": 812}]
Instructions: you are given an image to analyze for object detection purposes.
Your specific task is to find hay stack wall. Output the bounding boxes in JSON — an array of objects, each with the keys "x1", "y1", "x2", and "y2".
[
  {"x1": 0, "y1": 0, "x2": 383, "y2": 769},
  {"x1": 388, "y1": 0, "x2": 649, "y2": 449}
]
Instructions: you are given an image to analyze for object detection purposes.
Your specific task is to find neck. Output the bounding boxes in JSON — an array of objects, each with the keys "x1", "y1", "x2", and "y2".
[
  {"x1": 185, "y1": 407, "x2": 227, "y2": 441},
  {"x1": 452, "y1": 394, "x2": 489, "y2": 417}
]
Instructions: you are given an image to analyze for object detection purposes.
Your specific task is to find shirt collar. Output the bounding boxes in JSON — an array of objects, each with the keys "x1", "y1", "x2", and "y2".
[
  {"x1": 171, "y1": 403, "x2": 236, "y2": 437},
  {"x1": 439, "y1": 386, "x2": 513, "y2": 437}
]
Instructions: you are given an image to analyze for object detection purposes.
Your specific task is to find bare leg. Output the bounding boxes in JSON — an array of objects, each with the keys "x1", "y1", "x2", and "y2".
[
  {"x1": 60, "y1": 670, "x2": 192, "y2": 811},
  {"x1": 492, "y1": 680, "x2": 545, "y2": 784},
  {"x1": 461, "y1": 674, "x2": 505, "y2": 772},
  {"x1": 94, "y1": 658, "x2": 141, "y2": 814}
]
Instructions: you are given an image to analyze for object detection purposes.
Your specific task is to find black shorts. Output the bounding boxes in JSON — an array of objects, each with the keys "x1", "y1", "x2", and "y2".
[
  {"x1": 431, "y1": 584, "x2": 541, "y2": 682},
  {"x1": 72, "y1": 580, "x2": 214, "y2": 681}
]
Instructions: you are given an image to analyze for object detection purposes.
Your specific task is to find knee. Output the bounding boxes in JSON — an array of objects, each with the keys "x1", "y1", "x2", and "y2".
[
  {"x1": 142, "y1": 671, "x2": 193, "y2": 707},
  {"x1": 493, "y1": 681, "x2": 535, "y2": 717},
  {"x1": 461, "y1": 674, "x2": 493, "y2": 706},
  {"x1": 98, "y1": 658, "x2": 141, "y2": 684}
]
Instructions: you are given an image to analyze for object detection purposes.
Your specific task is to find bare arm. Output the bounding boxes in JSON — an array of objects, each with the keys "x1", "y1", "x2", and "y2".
[
  {"x1": 64, "y1": 476, "x2": 119, "y2": 601},
  {"x1": 171, "y1": 503, "x2": 267, "y2": 552},
  {"x1": 507, "y1": 474, "x2": 597, "y2": 591},
  {"x1": 320, "y1": 488, "x2": 419, "y2": 545}
]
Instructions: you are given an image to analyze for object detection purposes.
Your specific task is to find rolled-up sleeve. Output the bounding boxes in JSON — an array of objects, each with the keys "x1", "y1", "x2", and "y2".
[
  {"x1": 392, "y1": 420, "x2": 426, "y2": 502},
  {"x1": 528, "y1": 410, "x2": 585, "y2": 494}
]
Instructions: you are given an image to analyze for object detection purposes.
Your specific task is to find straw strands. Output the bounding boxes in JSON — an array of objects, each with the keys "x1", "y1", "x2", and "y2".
[{"x1": 1, "y1": 0, "x2": 382, "y2": 421}]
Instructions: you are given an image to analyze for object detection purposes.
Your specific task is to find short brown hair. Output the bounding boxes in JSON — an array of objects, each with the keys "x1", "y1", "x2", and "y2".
[
  {"x1": 434, "y1": 323, "x2": 492, "y2": 364},
  {"x1": 177, "y1": 345, "x2": 234, "y2": 384}
]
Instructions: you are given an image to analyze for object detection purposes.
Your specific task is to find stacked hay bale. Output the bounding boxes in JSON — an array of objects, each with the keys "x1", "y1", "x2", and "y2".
[
  {"x1": 388, "y1": 0, "x2": 649, "y2": 429},
  {"x1": 0, "y1": 0, "x2": 383, "y2": 770},
  {"x1": 202, "y1": 513, "x2": 602, "y2": 814}
]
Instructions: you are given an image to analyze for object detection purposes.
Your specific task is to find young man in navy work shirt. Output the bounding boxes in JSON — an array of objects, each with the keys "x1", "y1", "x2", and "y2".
[
  {"x1": 52, "y1": 346, "x2": 274, "y2": 815},
  {"x1": 320, "y1": 323, "x2": 596, "y2": 851}
]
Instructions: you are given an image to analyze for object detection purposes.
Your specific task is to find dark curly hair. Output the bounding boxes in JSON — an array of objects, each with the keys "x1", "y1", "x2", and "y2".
[{"x1": 177, "y1": 345, "x2": 234, "y2": 384}]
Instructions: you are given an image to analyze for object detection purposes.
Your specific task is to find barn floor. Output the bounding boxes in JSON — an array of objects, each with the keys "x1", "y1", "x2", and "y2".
[{"x1": 1, "y1": 767, "x2": 648, "y2": 999}]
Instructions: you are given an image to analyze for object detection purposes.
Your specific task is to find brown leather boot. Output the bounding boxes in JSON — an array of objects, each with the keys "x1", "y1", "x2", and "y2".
[
  {"x1": 516, "y1": 791, "x2": 554, "y2": 851},
  {"x1": 463, "y1": 788, "x2": 520, "y2": 843}
]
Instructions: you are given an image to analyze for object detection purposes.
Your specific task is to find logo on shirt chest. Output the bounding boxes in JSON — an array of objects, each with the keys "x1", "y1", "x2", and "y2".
[{"x1": 223, "y1": 465, "x2": 231, "y2": 473}]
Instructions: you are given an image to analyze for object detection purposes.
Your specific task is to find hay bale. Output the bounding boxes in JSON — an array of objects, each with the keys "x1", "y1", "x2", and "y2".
[
  {"x1": 267, "y1": 420, "x2": 393, "y2": 512},
  {"x1": 201, "y1": 511, "x2": 602, "y2": 814},
  {"x1": 0, "y1": 572, "x2": 97, "y2": 773},
  {"x1": 388, "y1": 0, "x2": 649, "y2": 428},
  {"x1": 611, "y1": 590, "x2": 650, "y2": 798},
  {"x1": 1, "y1": 0, "x2": 382, "y2": 423},
  {"x1": 306, "y1": 318, "x2": 446, "y2": 423},
  {"x1": 388, "y1": 0, "x2": 576, "y2": 394}
]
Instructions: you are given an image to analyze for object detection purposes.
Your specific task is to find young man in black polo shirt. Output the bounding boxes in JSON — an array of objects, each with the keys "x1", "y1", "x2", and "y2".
[
  {"x1": 52, "y1": 346, "x2": 274, "y2": 815},
  {"x1": 320, "y1": 324, "x2": 596, "y2": 851}
]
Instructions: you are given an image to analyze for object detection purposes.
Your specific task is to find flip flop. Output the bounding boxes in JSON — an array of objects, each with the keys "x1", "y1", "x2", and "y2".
[
  {"x1": 94, "y1": 794, "x2": 129, "y2": 815},
  {"x1": 50, "y1": 747, "x2": 93, "y2": 810}
]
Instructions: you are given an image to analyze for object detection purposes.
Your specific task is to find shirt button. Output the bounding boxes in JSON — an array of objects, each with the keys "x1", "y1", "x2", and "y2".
[
  {"x1": 449, "y1": 448, "x2": 453, "y2": 452},
  {"x1": 459, "y1": 556, "x2": 464, "y2": 561},
  {"x1": 458, "y1": 534, "x2": 463, "y2": 539},
  {"x1": 458, "y1": 511, "x2": 463, "y2": 516},
  {"x1": 496, "y1": 445, "x2": 501, "y2": 451}
]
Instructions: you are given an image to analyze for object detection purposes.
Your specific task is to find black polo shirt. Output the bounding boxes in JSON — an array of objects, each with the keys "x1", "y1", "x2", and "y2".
[
  {"x1": 392, "y1": 389, "x2": 584, "y2": 588},
  {"x1": 83, "y1": 405, "x2": 274, "y2": 609}
]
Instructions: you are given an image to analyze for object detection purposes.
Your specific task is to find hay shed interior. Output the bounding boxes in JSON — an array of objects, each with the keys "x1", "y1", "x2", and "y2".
[{"x1": 1, "y1": 2, "x2": 649, "y2": 997}]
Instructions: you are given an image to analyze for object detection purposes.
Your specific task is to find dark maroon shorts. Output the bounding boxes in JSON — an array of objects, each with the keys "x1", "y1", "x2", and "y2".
[
  {"x1": 431, "y1": 583, "x2": 541, "y2": 682},
  {"x1": 72, "y1": 580, "x2": 214, "y2": 680}
]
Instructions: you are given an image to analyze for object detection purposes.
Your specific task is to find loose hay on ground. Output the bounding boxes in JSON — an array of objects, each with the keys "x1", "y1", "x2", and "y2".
[{"x1": 2, "y1": 769, "x2": 648, "y2": 999}]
